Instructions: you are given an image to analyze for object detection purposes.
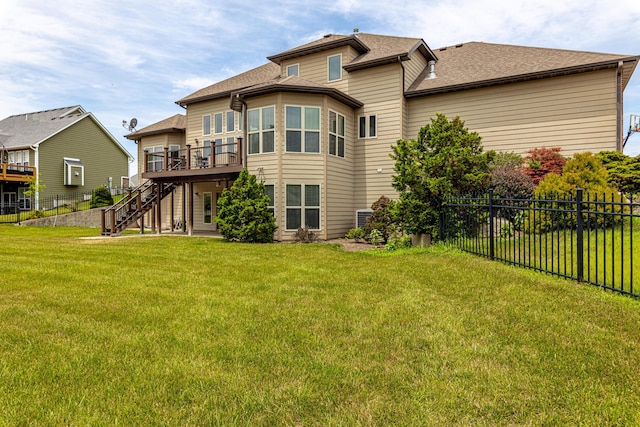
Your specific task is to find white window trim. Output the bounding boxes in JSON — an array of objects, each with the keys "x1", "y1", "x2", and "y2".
[
  {"x1": 247, "y1": 105, "x2": 276, "y2": 155},
  {"x1": 202, "y1": 114, "x2": 212, "y2": 136},
  {"x1": 213, "y1": 112, "x2": 223, "y2": 135},
  {"x1": 145, "y1": 145, "x2": 163, "y2": 172},
  {"x1": 285, "y1": 183, "x2": 321, "y2": 231},
  {"x1": 63, "y1": 157, "x2": 85, "y2": 186},
  {"x1": 287, "y1": 63, "x2": 299, "y2": 77},
  {"x1": 8, "y1": 149, "x2": 29, "y2": 166},
  {"x1": 203, "y1": 192, "x2": 213, "y2": 224},
  {"x1": 328, "y1": 109, "x2": 346, "y2": 158},
  {"x1": 284, "y1": 105, "x2": 321, "y2": 154},
  {"x1": 264, "y1": 184, "x2": 275, "y2": 217},
  {"x1": 226, "y1": 110, "x2": 235, "y2": 133},
  {"x1": 358, "y1": 114, "x2": 378, "y2": 139},
  {"x1": 328, "y1": 54, "x2": 342, "y2": 82}
]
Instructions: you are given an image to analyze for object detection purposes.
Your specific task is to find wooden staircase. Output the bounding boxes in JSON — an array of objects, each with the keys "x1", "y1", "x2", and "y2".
[{"x1": 101, "y1": 181, "x2": 176, "y2": 236}]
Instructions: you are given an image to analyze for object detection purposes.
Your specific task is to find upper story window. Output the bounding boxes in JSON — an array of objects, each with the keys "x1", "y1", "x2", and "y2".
[
  {"x1": 8, "y1": 150, "x2": 29, "y2": 166},
  {"x1": 146, "y1": 146, "x2": 163, "y2": 172},
  {"x1": 226, "y1": 111, "x2": 235, "y2": 132},
  {"x1": 285, "y1": 106, "x2": 320, "y2": 153},
  {"x1": 328, "y1": 54, "x2": 342, "y2": 81},
  {"x1": 328, "y1": 110, "x2": 345, "y2": 158},
  {"x1": 202, "y1": 115, "x2": 211, "y2": 136},
  {"x1": 214, "y1": 112, "x2": 223, "y2": 134},
  {"x1": 287, "y1": 64, "x2": 299, "y2": 77},
  {"x1": 358, "y1": 114, "x2": 377, "y2": 139},
  {"x1": 248, "y1": 106, "x2": 275, "y2": 154}
]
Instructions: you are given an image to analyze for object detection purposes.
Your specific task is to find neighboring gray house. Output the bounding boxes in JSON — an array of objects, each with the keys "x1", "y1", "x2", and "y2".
[{"x1": 0, "y1": 106, "x2": 133, "y2": 212}]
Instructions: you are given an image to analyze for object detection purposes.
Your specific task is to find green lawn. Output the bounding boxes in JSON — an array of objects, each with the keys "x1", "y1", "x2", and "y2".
[
  {"x1": 1, "y1": 226, "x2": 640, "y2": 425},
  {"x1": 463, "y1": 221, "x2": 640, "y2": 294}
]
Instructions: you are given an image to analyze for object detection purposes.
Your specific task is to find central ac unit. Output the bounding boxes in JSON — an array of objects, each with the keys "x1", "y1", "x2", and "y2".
[{"x1": 355, "y1": 209, "x2": 373, "y2": 228}]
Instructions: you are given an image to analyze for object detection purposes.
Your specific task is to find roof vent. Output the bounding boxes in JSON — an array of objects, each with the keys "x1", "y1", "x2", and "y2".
[{"x1": 427, "y1": 60, "x2": 436, "y2": 79}]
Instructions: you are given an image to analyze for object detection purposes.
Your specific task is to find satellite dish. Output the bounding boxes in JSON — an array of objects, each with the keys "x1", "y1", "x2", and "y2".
[{"x1": 122, "y1": 118, "x2": 138, "y2": 132}]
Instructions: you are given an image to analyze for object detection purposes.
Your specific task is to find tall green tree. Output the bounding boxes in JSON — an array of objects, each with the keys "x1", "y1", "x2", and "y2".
[
  {"x1": 215, "y1": 168, "x2": 277, "y2": 243},
  {"x1": 391, "y1": 113, "x2": 494, "y2": 236}
]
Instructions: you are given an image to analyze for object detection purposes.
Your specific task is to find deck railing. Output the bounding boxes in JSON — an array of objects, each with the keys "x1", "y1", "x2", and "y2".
[
  {"x1": 100, "y1": 181, "x2": 176, "y2": 236},
  {"x1": 144, "y1": 139, "x2": 242, "y2": 174},
  {"x1": 1, "y1": 163, "x2": 36, "y2": 182}
]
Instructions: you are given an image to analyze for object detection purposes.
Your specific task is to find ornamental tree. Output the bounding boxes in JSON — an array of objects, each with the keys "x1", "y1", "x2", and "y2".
[
  {"x1": 391, "y1": 113, "x2": 495, "y2": 237},
  {"x1": 215, "y1": 168, "x2": 277, "y2": 243},
  {"x1": 522, "y1": 147, "x2": 566, "y2": 185}
]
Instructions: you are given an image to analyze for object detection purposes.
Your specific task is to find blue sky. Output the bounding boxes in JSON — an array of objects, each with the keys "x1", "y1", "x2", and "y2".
[{"x1": 1, "y1": 0, "x2": 639, "y2": 174}]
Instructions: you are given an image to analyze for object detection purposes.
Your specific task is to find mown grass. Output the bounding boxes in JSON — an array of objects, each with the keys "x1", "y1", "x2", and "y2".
[
  {"x1": 1, "y1": 226, "x2": 640, "y2": 425},
  {"x1": 476, "y1": 221, "x2": 640, "y2": 294}
]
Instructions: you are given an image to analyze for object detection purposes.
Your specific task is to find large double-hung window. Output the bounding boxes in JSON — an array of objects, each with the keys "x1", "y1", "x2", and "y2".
[
  {"x1": 286, "y1": 184, "x2": 320, "y2": 230},
  {"x1": 328, "y1": 54, "x2": 342, "y2": 81},
  {"x1": 248, "y1": 106, "x2": 275, "y2": 154},
  {"x1": 146, "y1": 146, "x2": 163, "y2": 172},
  {"x1": 202, "y1": 115, "x2": 211, "y2": 136},
  {"x1": 285, "y1": 106, "x2": 320, "y2": 153}
]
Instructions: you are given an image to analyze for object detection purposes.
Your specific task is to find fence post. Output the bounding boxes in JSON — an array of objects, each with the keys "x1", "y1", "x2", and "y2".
[
  {"x1": 576, "y1": 188, "x2": 584, "y2": 282},
  {"x1": 488, "y1": 189, "x2": 495, "y2": 260}
]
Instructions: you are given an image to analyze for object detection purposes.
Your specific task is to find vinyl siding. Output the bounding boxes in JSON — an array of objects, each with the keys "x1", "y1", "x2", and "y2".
[
  {"x1": 37, "y1": 116, "x2": 129, "y2": 197},
  {"x1": 403, "y1": 53, "x2": 428, "y2": 91},
  {"x1": 185, "y1": 98, "x2": 236, "y2": 149},
  {"x1": 280, "y1": 46, "x2": 352, "y2": 93},
  {"x1": 407, "y1": 69, "x2": 619, "y2": 156},
  {"x1": 243, "y1": 92, "x2": 357, "y2": 240},
  {"x1": 402, "y1": 55, "x2": 428, "y2": 140},
  {"x1": 138, "y1": 134, "x2": 172, "y2": 177},
  {"x1": 325, "y1": 100, "x2": 356, "y2": 238},
  {"x1": 349, "y1": 63, "x2": 404, "y2": 210}
]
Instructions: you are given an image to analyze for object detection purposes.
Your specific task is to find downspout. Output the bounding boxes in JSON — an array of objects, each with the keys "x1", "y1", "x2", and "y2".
[
  {"x1": 617, "y1": 61, "x2": 623, "y2": 152},
  {"x1": 239, "y1": 95, "x2": 248, "y2": 168},
  {"x1": 398, "y1": 56, "x2": 407, "y2": 139}
]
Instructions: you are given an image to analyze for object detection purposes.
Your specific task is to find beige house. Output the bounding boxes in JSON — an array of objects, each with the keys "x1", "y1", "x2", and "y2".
[{"x1": 117, "y1": 32, "x2": 638, "y2": 240}]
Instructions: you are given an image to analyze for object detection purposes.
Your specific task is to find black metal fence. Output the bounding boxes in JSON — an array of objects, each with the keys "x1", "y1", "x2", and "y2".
[
  {"x1": 0, "y1": 187, "x2": 128, "y2": 224},
  {"x1": 441, "y1": 189, "x2": 638, "y2": 297}
]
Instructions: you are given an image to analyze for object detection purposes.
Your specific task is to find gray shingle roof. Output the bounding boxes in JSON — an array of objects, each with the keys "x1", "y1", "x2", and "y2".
[
  {"x1": 230, "y1": 75, "x2": 363, "y2": 110},
  {"x1": 176, "y1": 33, "x2": 437, "y2": 106},
  {"x1": 176, "y1": 63, "x2": 280, "y2": 106},
  {"x1": 407, "y1": 42, "x2": 638, "y2": 96},
  {"x1": 0, "y1": 106, "x2": 89, "y2": 149},
  {"x1": 175, "y1": 35, "x2": 638, "y2": 107},
  {"x1": 0, "y1": 105, "x2": 133, "y2": 160}
]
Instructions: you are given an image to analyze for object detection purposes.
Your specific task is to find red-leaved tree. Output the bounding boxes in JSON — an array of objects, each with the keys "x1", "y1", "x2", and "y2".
[{"x1": 522, "y1": 147, "x2": 566, "y2": 184}]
